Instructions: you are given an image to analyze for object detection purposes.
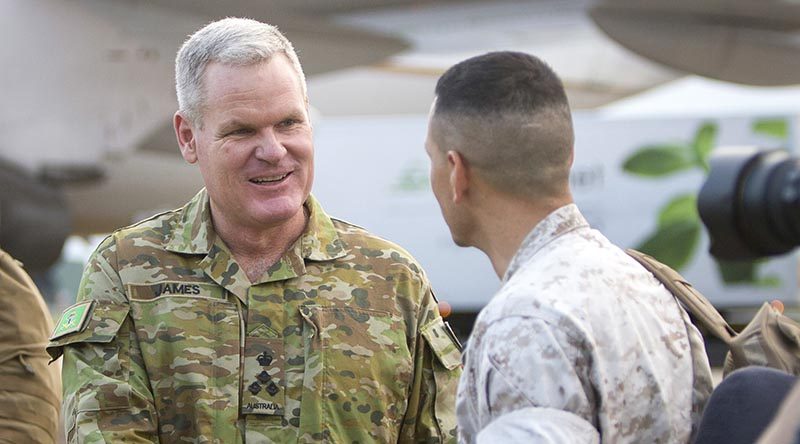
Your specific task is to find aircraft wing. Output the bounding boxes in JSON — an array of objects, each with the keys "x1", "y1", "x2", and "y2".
[
  {"x1": 590, "y1": 0, "x2": 800, "y2": 86},
  {"x1": 4, "y1": 0, "x2": 800, "y2": 273}
]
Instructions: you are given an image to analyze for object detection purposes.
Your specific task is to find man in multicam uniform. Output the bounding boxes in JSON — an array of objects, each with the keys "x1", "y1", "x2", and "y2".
[
  {"x1": 47, "y1": 17, "x2": 461, "y2": 443},
  {"x1": 424, "y1": 51, "x2": 713, "y2": 443}
]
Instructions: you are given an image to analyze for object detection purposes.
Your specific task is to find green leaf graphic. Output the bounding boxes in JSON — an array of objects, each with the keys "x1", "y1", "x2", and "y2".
[
  {"x1": 622, "y1": 144, "x2": 694, "y2": 177},
  {"x1": 393, "y1": 162, "x2": 430, "y2": 192},
  {"x1": 658, "y1": 194, "x2": 699, "y2": 227},
  {"x1": 637, "y1": 220, "x2": 701, "y2": 270},
  {"x1": 714, "y1": 259, "x2": 780, "y2": 287},
  {"x1": 692, "y1": 123, "x2": 718, "y2": 172},
  {"x1": 753, "y1": 119, "x2": 789, "y2": 140}
]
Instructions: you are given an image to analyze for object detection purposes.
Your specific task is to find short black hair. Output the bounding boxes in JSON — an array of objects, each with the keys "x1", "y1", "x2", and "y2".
[
  {"x1": 429, "y1": 51, "x2": 574, "y2": 199},
  {"x1": 434, "y1": 51, "x2": 569, "y2": 117}
]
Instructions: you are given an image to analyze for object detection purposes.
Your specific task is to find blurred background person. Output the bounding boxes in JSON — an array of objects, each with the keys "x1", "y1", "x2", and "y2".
[{"x1": 0, "y1": 247, "x2": 61, "y2": 443}]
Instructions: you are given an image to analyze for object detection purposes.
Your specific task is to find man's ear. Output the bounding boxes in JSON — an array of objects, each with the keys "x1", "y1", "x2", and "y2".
[
  {"x1": 174, "y1": 112, "x2": 198, "y2": 164},
  {"x1": 447, "y1": 150, "x2": 469, "y2": 204}
]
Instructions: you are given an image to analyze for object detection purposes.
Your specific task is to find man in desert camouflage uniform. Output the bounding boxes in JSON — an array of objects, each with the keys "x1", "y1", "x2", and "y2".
[
  {"x1": 47, "y1": 17, "x2": 461, "y2": 443},
  {"x1": 424, "y1": 52, "x2": 712, "y2": 443}
]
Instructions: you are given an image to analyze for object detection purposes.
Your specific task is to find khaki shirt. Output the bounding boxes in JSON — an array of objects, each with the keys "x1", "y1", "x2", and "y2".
[
  {"x1": 48, "y1": 190, "x2": 461, "y2": 443},
  {"x1": 457, "y1": 204, "x2": 712, "y2": 443},
  {"x1": 0, "y1": 248, "x2": 61, "y2": 443}
]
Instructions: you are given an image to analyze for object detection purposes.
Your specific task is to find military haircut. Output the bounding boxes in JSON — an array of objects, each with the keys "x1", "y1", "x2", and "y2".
[
  {"x1": 430, "y1": 51, "x2": 574, "y2": 199},
  {"x1": 175, "y1": 17, "x2": 307, "y2": 127}
]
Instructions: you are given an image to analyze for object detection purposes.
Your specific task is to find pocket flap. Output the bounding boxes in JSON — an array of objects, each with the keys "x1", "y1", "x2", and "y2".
[
  {"x1": 46, "y1": 300, "x2": 129, "y2": 361},
  {"x1": 422, "y1": 319, "x2": 462, "y2": 371}
]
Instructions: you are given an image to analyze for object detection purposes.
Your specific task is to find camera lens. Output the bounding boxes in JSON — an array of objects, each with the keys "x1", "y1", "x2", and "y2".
[{"x1": 698, "y1": 147, "x2": 800, "y2": 259}]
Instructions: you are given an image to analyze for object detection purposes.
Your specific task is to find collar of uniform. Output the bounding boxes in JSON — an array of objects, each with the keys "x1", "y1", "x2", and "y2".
[
  {"x1": 164, "y1": 190, "x2": 346, "y2": 260},
  {"x1": 208, "y1": 194, "x2": 346, "y2": 296},
  {"x1": 301, "y1": 195, "x2": 347, "y2": 261},
  {"x1": 162, "y1": 191, "x2": 347, "y2": 303},
  {"x1": 503, "y1": 203, "x2": 588, "y2": 282},
  {"x1": 164, "y1": 188, "x2": 215, "y2": 255}
]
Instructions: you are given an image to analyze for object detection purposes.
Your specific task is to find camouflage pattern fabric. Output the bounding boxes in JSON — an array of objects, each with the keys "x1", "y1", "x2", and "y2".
[
  {"x1": 456, "y1": 204, "x2": 713, "y2": 443},
  {"x1": 47, "y1": 189, "x2": 461, "y2": 443},
  {"x1": 0, "y1": 248, "x2": 62, "y2": 444}
]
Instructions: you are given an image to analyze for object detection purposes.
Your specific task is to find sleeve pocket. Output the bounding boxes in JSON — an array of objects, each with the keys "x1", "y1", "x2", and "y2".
[
  {"x1": 53, "y1": 300, "x2": 137, "y2": 441},
  {"x1": 47, "y1": 300, "x2": 129, "y2": 362},
  {"x1": 422, "y1": 318, "x2": 462, "y2": 370},
  {"x1": 422, "y1": 318, "x2": 462, "y2": 442}
]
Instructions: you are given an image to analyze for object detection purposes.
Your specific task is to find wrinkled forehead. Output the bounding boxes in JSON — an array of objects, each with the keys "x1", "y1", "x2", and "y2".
[
  {"x1": 200, "y1": 56, "x2": 307, "y2": 110},
  {"x1": 204, "y1": 53, "x2": 301, "y2": 85}
]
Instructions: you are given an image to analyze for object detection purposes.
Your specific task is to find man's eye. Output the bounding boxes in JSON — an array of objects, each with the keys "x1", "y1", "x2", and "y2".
[
  {"x1": 226, "y1": 128, "x2": 252, "y2": 136},
  {"x1": 279, "y1": 119, "x2": 300, "y2": 128}
]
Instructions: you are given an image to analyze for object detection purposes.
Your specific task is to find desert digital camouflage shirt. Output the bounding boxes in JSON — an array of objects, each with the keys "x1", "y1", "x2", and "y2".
[
  {"x1": 456, "y1": 204, "x2": 712, "y2": 443},
  {"x1": 47, "y1": 189, "x2": 461, "y2": 443}
]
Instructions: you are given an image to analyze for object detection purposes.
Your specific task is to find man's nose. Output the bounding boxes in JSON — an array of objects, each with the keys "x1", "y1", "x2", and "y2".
[{"x1": 254, "y1": 128, "x2": 287, "y2": 163}]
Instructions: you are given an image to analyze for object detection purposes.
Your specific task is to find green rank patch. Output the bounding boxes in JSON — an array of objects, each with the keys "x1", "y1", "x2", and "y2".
[{"x1": 51, "y1": 301, "x2": 93, "y2": 340}]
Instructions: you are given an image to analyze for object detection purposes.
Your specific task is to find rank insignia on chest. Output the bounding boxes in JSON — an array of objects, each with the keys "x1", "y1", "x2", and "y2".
[{"x1": 257, "y1": 351, "x2": 273, "y2": 366}]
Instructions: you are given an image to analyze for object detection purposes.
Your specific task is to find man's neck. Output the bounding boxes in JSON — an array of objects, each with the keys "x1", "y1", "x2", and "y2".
[
  {"x1": 474, "y1": 194, "x2": 571, "y2": 279},
  {"x1": 211, "y1": 207, "x2": 309, "y2": 283}
]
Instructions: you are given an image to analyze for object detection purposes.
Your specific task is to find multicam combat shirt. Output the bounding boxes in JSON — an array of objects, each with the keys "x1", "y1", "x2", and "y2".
[
  {"x1": 456, "y1": 204, "x2": 712, "y2": 443},
  {"x1": 47, "y1": 190, "x2": 461, "y2": 443}
]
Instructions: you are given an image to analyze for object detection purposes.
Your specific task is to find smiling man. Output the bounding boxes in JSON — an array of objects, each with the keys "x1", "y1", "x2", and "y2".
[{"x1": 47, "y1": 18, "x2": 461, "y2": 443}]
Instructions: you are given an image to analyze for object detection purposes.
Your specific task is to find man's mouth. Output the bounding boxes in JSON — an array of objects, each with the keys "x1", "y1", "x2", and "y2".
[{"x1": 250, "y1": 173, "x2": 290, "y2": 184}]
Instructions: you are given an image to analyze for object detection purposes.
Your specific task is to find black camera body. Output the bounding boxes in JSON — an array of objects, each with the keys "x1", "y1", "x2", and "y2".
[{"x1": 698, "y1": 147, "x2": 800, "y2": 260}]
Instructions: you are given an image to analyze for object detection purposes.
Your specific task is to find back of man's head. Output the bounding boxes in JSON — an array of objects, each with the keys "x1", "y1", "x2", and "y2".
[
  {"x1": 175, "y1": 17, "x2": 306, "y2": 126},
  {"x1": 431, "y1": 51, "x2": 574, "y2": 200}
]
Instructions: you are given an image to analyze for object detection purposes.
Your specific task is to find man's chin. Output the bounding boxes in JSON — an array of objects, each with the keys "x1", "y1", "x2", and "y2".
[
  {"x1": 450, "y1": 233, "x2": 471, "y2": 248},
  {"x1": 249, "y1": 199, "x2": 306, "y2": 227}
]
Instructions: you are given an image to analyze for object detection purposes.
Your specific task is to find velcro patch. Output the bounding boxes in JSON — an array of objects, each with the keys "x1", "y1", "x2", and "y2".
[{"x1": 51, "y1": 301, "x2": 94, "y2": 340}]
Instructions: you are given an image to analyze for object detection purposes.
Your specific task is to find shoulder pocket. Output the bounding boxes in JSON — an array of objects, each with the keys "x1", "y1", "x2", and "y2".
[
  {"x1": 422, "y1": 318, "x2": 461, "y2": 442},
  {"x1": 422, "y1": 318, "x2": 462, "y2": 370},
  {"x1": 47, "y1": 300, "x2": 129, "y2": 362}
]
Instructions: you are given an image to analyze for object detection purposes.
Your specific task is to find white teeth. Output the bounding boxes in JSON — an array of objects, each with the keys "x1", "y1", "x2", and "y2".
[{"x1": 252, "y1": 173, "x2": 288, "y2": 184}]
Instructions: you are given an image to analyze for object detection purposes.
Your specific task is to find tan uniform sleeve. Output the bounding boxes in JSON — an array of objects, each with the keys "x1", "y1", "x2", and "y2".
[
  {"x1": 399, "y1": 285, "x2": 462, "y2": 443},
  {"x1": 0, "y1": 249, "x2": 61, "y2": 444},
  {"x1": 47, "y1": 237, "x2": 160, "y2": 443}
]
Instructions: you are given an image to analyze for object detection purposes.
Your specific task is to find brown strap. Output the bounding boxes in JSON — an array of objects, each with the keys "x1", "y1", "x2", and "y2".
[{"x1": 625, "y1": 249, "x2": 737, "y2": 343}]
